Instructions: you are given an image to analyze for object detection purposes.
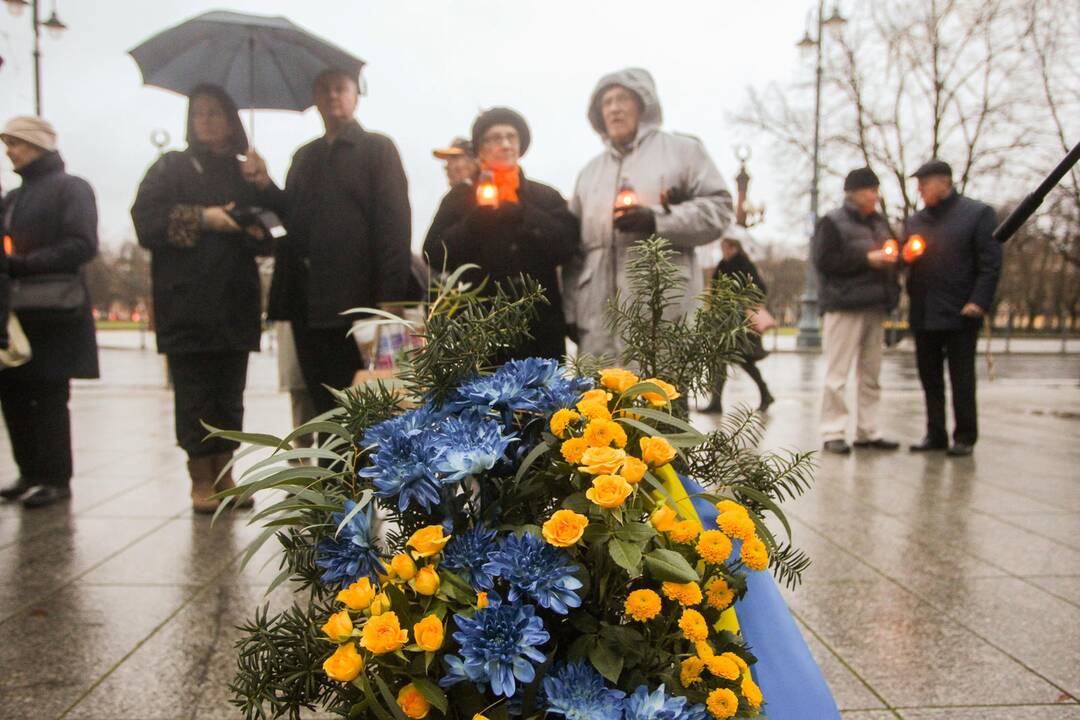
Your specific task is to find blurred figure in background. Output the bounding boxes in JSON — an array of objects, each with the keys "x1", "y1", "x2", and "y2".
[{"x1": 432, "y1": 136, "x2": 478, "y2": 189}]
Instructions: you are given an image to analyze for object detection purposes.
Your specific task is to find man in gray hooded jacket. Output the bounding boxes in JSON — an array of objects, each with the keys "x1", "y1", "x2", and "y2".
[{"x1": 563, "y1": 68, "x2": 734, "y2": 358}]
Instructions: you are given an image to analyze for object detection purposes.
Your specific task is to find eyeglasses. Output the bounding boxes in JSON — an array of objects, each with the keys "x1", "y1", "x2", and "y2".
[{"x1": 481, "y1": 131, "x2": 520, "y2": 147}]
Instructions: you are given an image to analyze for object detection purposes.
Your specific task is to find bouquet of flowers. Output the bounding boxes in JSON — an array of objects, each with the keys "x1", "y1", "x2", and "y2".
[{"x1": 221, "y1": 239, "x2": 815, "y2": 720}]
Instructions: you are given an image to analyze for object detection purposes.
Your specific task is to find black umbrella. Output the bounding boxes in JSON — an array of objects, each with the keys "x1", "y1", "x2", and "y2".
[{"x1": 129, "y1": 10, "x2": 365, "y2": 136}]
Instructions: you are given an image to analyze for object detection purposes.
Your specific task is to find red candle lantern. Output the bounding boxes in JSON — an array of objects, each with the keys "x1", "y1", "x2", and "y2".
[
  {"x1": 476, "y1": 170, "x2": 499, "y2": 209},
  {"x1": 903, "y1": 234, "x2": 926, "y2": 262},
  {"x1": 882, "y1": 239, "x2": 899, "y2": 257},
  {"x1": 614, "y1": 182, "x2": 638, "y2": 214}
]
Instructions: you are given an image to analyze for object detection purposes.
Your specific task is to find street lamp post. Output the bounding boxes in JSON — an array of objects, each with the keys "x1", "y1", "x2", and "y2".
[
  {"x1": 796, "y1": 1, "x2": 846, "y2": 349},
  {"x1": 4, "y1": 0, "x2": 68, "y2": 116}
]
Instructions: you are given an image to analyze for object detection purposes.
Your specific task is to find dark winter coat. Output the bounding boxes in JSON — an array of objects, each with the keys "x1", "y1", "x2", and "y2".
[
  {"x1": 423, "y1": 170, "x2": 579, "y2": 360},
  {"x1": 813, "y1": 201, "x2": 900, "y2": 313},
  {"x1": 0, "y1": 181, "x2": 10, "y2": 349},
  {"x1": 267, "y1": 120, "x2": 412, "y2": 328},
  {"x1": 3, "y1": 151, "x2": 99, "y2": 380},
  {"x1": 904, "y1": 191, "x2": 1001, "y2": 332},
  {"x1": 712, "y1": 251, "x2": 767, "y2": 294}
]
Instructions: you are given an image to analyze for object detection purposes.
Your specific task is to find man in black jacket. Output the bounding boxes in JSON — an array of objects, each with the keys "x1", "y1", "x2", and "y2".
[
  {"x1": 261, "y1": 68, "x2": 412, "y2": 415},
  {"x1": 904, "y1": 160, "x2": 1001, "y2": 457},
  {"x1": 813, "y1": 167, "x2": 901, "y2": 455}
]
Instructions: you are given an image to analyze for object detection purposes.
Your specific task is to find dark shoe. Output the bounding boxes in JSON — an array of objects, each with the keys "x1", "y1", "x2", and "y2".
[
  {"x1": 0, "y1": 477, "x2": 35, "y2": 501},
  {"x1": 853, "y1": 438, "x2": 900, "y2": 450},
  {"x1": 823, "y1": 440, "x2": 852, "y2": 455},
  {"x1": 757, "y1": 392, "x2": 775, "y2": 414},
  {"x1": 909, "y1": 438, "x2": 948, "y2": 452},
  {"x1": 947, "y1": 443, "x2": 974, "y2": 457},
  {"x1": 21, "y1": 485, "x2": 72, "y2": 509}
]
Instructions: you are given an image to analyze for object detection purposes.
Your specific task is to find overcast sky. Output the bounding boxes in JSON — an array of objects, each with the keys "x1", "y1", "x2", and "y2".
[{"x1": 0, "y1": 0, "x2": 818, "y2": 252}]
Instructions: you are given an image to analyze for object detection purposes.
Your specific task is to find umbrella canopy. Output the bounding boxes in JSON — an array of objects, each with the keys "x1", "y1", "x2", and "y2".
[{"x1": 129, "y1": 11, "x2": 365, "y2": 112}]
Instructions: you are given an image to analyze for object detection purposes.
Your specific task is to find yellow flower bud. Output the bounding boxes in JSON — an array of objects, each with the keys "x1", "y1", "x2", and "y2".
[
  {"x1": 336, "y1": 577, "x2": 377, "y2": 611},
  {"x1": 412, "y1": 614, "x2": 445, "y2": 652},
  {"x1": 650, "y1": 503, "x2": 678, "y2": 533},
  {"x1": 414, "y1": 566, "x2": 441, "y2": 596},
  {"x1": 476, "y1": 591, "x2": 489, "y2": 609},
  {"x1": 599, "y1": 367, "x2": 639, "y2": 393},
  {"x1": 390, "y1": 553, "x2": 417, "y2": 581},
  {"x1": 397, "y1": 682, "x2": 431, "y2": 719},
  {"x1": 639, "y1": 436, "x2": 677, "y2": 466},
  {"x1": 369, "y1": 592, "x2": 391, "y2": 616},
  {"x1": 408, "y1": 525, "x2": 451, "y2": 558},
  {"x1": 321, "y1": 609, "x2": 353, "y2": 641},
  {"x1": 323, "y1": 641, "x2": 363, "y2": 682}
]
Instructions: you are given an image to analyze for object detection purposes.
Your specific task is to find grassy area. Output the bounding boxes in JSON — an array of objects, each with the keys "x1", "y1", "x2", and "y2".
[{"x1": 95, "y1": 320, "x2": 147, "y2": 331}]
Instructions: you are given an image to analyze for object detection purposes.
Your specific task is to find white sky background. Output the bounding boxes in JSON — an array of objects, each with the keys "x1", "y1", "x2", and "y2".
[{"x1": 0, "y1": 0, "x2": 817, "y2": 253}]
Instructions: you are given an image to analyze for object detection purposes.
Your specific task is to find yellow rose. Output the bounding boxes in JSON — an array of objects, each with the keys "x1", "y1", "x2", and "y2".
[
  {"x1": 696, "y1": 530, "x2": 733, "y2": 565},
  {"x1": 560, "y1": 437, "x2": 589, "y2": 465},
  {"x1": 408, "y1": 525, "x2": 451, "y2": 558},
  {"x1": 369, "y1": 592, "x2": 391, "y2": 616},
  {"x1": 321, "y1": 609, "x2": 354, "y2": 641},
  {"x1": 706, "y1": 654, "x2": 740, "y2": 681},
  {"x1": 639, "y1": 436, "x2": 677, "y2": 466},
  {"x1": 742, "y1": 674, "x2": 764, "y2": 709},
  {"x1": 578, "y1": 446, "x2": 628, "y2": 475},
  {"x1": 650, "y1": 503, "x2": 678, "y2": 533},
  {"x1": 619, "y1": 456, "x2": 647, "y2": 484},
  {"x1": 473, "y1": 716, "x2": 491, "y2": 720},
  {"x1": 412, "y1": 614, "x2": 444, "y2": 652},
  {"x1": 322, "y1": 641, "x2": 363, "y2": 682},
  {"x1": 397, "y1": 682, "x2": 431, "y2": 719},
  {"x1": 624, "y1": 588, "x2": 662, "y2": 621},
  {"x1": 583, "y1": 418, "x2": 628, "y2": 448},
  {"x1": 680, "y1": 656, "x2": 705, "y2": 687},
  {"x1": 542, "y1": 509, "x2": 589, "y2": 547},
  {"x1": 550, "y1": 408, "x2": 581, "y2": 438},
  {"x1": 740, "y1": 536, "x2": 769, "y2": 571},
  {"x1": 706, "y1": 687, "x2": 739, "y2": 719},
  {"x1": 600, "y1": 368, "x2": 639, "y2": 393},
  {"x1": 414, "y1": 566, "x2": 441, "y2": 596},
  {"x1": 576, "y1": 399, "x2": 612, "y2": 421},
  {"x1": 668, "y1": 519, "x2": 700, "y2": 544},
  {"x1": 337, "y1": 578, "x2": 377, "y2": 611},
  {"x1": 678, "y1": 608, "x2": 709, "y2": 642},
  {"x1": 661, "y1": 581, "x2": 703, "y2": 606},
  {"x1": 585, "y1": 474, "x2": 634, "y2": 509},
  {"x1": 390, "y1": 553, "x2": 417, "y2": 581},
  {"x1": 718, "y1": 511, "x2": 756, "y2": 541},
  {"x1": 705, "y1": 577, "x2": 735, "y2": 611},
  {"x1": 476, "y1": 591, "x2": 489, "y2": 609},
  {"x1": 640, "y1": 377, "x2": 681, "y2": 406},
  {"x1": 360, "y1": 611, "x2": 408, "y2": 655}
]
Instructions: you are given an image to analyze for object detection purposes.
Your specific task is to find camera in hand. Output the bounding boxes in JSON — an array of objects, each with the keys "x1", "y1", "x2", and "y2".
[{"x1": 226, "y1": 206, "x2": 286, "y2": 240}]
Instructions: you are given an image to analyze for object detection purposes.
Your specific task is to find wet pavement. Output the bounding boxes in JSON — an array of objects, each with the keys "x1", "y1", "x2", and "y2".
[{"x1": 0, "y1": 343, "x2": 1077, "y2": 719}]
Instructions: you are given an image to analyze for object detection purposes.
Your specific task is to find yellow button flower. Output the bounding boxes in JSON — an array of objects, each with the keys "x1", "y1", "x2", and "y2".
[
  {"x1": 412, "y1": 614, "x2": 444, "y2": 652},
  {"x1": 583, "y1": 418, "x2": 628, "y2": 448},
  {"x1": 619, "y1": 456, "x2": 647, "y2": 484},
  {"x1": 600, "y1": 367, "x2": 639, "y2": 393},
  {"x1": 322, "y1": 641, "x2": 363, "y2": 682},
  {"x1": 668, "y1": 519, "x2": 700, "y2": 544},
  {"x1": 715, "y1": 499, "x2": 750, "y2": 518},
  {"x1": 718, "y1": 510, "x2": 756, "y2": 541},
  {"x1": 549, "y1": 408, "x2": 581, "y2": 438},
  {"x1": 408, "y1": 525, "x2": 451, "y2": 558},
  {"x1": 662, "y1": 580, "x2": 702, "y2": 606},
  {"x1": 696, "y1": 530, "x2": 733, "y2": 565},
  {"x1": 360, "y1": 611, "x2": 408, "y2": 655},
  {"x1": 321, "y1": 609, "x2": 353, "y2": 641},
  {"x1": 337, "y1": 578, "x2": 377, "y2": 611},
  {"x1": 390, "y1": 553, "x2": 417, "y2": 581},
  {"x1": 369, "y1": 592, "x2": 391, "y2": 616},
  {"x1": 680, "y1": 656, "x2": 705, "y2": 687},
  {"x1": 542, "y1": 509, "x2": 589, "y2": 547},
  {"x1": 560, "y1": 437, "x2": 589, "y2": 465},
  {"x1": 650, "y1": 502, "x2": 678, "y2": 533},
  {"x1": 585, "y1": 474, "x2": 634, "y2": 509},
  {"x1": 414, "y1": 566, "x2": 441, "y2": 596},
  {"x1": 705, "y1": 577, "x2": 735, "y2": 611},
  {"x1": 396, "y1": 682, "x2": 431, "y2": 719},
  {"x1": 578, "y1": 446, "x2": 628, "y2": 475},
  {"x1": 706, "y1": 653, "x2": 740, "y2": 680},
  {"x1": 678, "y1": 608, "x2": 709, "y2": 642},
  {"x1": 640, "y1": 377, "x2": 680, "y2": 406},
  {"x1": 576, "y1": 398, "x2": 612, "y2": 421},
  {"x1": 741, "y1": 674, "x2": 764, "y2": 709},
  {"x1": 624, "y1": 588, "x2": 662, "y2": 621},
  {"x1": 639, "y1": 436, "x2": 677, "y2": 466},
  {"x1": 706, "y1": 687, "x2": 739, "y2": 719},
  {"x1": 740, "y1": 536, "x2": 769, "y2": 571}
]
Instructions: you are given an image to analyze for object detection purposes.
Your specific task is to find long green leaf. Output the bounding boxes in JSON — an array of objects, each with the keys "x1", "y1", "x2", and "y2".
[
  {"x1": 513, "y1": 440, "x2": 551, "y2": 484},
  {"x1": 731, "y1": 484, "x2": 793, "y2": 541},
  {"x1": 374, "y1": 674, "x2": 409, "y2": 719},
  {"x1": 410, "y1": 676, "x2": 449, "y2": 714},
  {"x1": 359, "y1": 674, "x2": 394, "y2": 720}
]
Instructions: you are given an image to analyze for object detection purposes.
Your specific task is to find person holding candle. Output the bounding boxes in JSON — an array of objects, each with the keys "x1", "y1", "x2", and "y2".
[
  {"x1": 904, "y1": 160, "x2": 1001, "y2": 457},
  {"x1": 812, "y1": 167, "x2": 901, "y2": 455},
  {"x1": 562, "y1": 67, "x2": 734, "y2": 358},
  {"x1": 423, "y1": 107, "x2": 579, "y2": 361}
]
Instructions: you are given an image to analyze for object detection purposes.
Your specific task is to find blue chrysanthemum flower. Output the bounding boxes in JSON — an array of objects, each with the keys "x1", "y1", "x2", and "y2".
[
  {"x1": 623, "y1": 684, "x2": 709, "y2": 720},
  {"x1": 442, "y1": 525, "x2": 499, "y2": 590},
  {"x1": 451, "y1": 358, "x2": 580, "y2": 415},
  {"x1": 449, "y1": 370, "x2": 529, "y2": 413},
  {"x1": 542, "y1": 662, "x2": 626, "y2": 720},
  {"x1": 440, "y1": 599, "x2": 550, "y2": 698},
  {"x1": 431, "y1": 411, "x2": 516, "y2": 483},
  {"x1": 484, "y1": 532, "x2": 583, "y2": 615},
  {"x1": 315, "y1": 501, "x2": 383, "y2": 587},
  {"x1": 528, "y1": 375, "x2": 595, "y2": 415},
  {"x1": 359, "y1": 431, "x2": 442, "y2": 512}
]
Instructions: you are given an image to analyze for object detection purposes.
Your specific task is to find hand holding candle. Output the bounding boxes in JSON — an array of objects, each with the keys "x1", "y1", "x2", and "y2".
[
  {"x1": 882, "y1": 239, "x2": 899, "y2": 258},
  {"x1": 476, "y1": 170, "x2": 499, "y2": 209},
  {"x1": 613, "y1": 182, "x2": 638, "y2": 218},
  {"x1": 903, "y1": 234, "x2": 927, "y2": 263}
]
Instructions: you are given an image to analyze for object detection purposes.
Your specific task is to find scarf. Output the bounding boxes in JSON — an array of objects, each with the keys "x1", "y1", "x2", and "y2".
[{"x1": 482, "y1": 163, "x2": 520, "y2": 204}]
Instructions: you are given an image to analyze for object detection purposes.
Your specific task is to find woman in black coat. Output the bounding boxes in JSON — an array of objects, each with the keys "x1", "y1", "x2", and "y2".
[
  {"x1": 423, "y1": 107, "x2": 578, "y2": 362},
  {"x1": 0, "y1": 118, "x2": 99, "y2": 508},
  {"x1": 705, "y1": 236, "x2": 774, "y2": 414},
  {"x1": 132, "y1": 85, "x2": 277, "y2": 513}
]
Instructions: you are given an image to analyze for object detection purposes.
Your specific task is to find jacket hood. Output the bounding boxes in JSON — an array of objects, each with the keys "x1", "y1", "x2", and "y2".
[
  {"x1": 186, "y1": 83, "x2": 249, "y2": 156},
  {"x1": 587, "y1": 67, "x2": 663, "y2": 141}
]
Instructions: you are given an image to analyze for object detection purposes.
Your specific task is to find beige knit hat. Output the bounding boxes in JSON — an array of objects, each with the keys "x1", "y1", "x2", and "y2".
[{"x1": 1, "y1": 116, "x2": 57, "y2": 152}]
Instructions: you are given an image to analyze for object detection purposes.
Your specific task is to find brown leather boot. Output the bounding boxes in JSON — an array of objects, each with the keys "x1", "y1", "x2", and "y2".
[
  {"x1": 211, "y1": 452, "x2": 254, "y2": 509},
  {"x1": 187, "y1": 455, "x2": 220, "y2": 514}
]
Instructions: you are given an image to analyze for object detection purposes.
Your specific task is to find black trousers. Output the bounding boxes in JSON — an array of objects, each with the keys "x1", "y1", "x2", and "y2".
[
  {"x1": 290, "y1": 319, "x2": 362, "y2": 416},
  {"x1": 913, "y1": 326, "x2": 979, "y2": 446},
  {"x1": 167, "y1": 352, "x2": 249, "y2": 458},
  {"x1": 0, "y1": 377, "x2": 72, "y2": 488}
]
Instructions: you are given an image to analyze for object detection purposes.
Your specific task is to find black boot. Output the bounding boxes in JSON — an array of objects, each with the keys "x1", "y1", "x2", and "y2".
[
  {"x1": 0, "y1": 477, "x2": 35, "y2": 501},
  {"x1": 22, "y1": 485, "x2": 72, "y2": 509}
]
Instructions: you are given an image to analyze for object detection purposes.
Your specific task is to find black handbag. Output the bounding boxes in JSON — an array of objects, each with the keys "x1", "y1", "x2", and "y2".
[{"x1": 11, "y1": 273, "x2": 88, "y2": 313}]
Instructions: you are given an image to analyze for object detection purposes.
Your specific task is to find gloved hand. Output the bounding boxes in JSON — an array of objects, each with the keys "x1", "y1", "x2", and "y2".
[
  {"x1": 613, "y1": 206, "x2": 656, "y2": 234},
  {"x1": 661, "y1": 185, "x2": 691, "y2": 213}
]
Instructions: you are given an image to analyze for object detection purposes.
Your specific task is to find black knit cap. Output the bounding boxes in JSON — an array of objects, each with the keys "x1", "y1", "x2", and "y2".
[
  {"x1": 844, "y1": 167, "x2": 880, "y2": 191},
  {"x1": 471, "y1": 107, "x2": 531, "y2": 157},
  {"x1": 911, "y1": 159, "x2": 952, "y2": 179}
]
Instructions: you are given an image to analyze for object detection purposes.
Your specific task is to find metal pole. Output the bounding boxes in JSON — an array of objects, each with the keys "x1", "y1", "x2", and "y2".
[
  {"x1": 32, "y1": 0, "x2": 42, "y2": 115},
  {"x1": 797, "y1": 0, "x2": 825, "y2": 349}
]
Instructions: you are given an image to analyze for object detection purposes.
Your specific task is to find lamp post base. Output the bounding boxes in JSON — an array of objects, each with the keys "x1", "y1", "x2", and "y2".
[{"x1": 796, "y1": 295, "x2": 822, "y2": 349}]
